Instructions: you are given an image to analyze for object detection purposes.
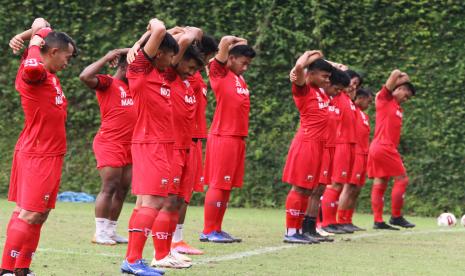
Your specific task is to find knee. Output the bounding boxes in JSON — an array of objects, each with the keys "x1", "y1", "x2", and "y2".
[
  {"x1": 292, "y1": 185, "x2": 312, "y2": 196},
  {"x1": 19, "y1": 210, "x2": 49, "y2": 224},
  {"x1": 101, "y1": 179, "x2": 120, "y2": 195},
  {"x1": 163, "y1": 195, "x2": 179, "y2": 211}
]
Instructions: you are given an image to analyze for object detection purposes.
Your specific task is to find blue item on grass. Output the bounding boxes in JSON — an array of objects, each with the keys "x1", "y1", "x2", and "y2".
[{"x1": 57, "y1": 191, "x2": 95, "y2": 202}]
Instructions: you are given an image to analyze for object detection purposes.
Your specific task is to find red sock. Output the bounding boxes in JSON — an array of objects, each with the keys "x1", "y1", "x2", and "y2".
[
  {"x1": 371, "y1": 184, "x2": 387, "y2": 222},
  {"x1": 15, "y1": 223, "x2": 42, "y2": 269},
  {"x1": 321, "y1": 188, "x2": 341, "y2": 226},
  {"x1": 6, "y1": 211, "x2": 20, "y2": 234},
  {"x1": 127, "y1": 207, "x2": 158, "y2": 263},
  {"x1": 215, "y1": 190, "x2": 231, "y2": 232},
  {"x1": 392, "y1": 177, "x2": 409, "y2": 217},
  {"x1": 203, "y1": 187, "x2": 223, "y2": 234},
  {"x1": 167, "y1": 211, "x2": 179, "y2": 249},
  {"x1": 347, "y1": 209, "x2": 355, "y2": 224},
  {"x1": 1, "y1": 217, "x2": 29, "y2": 271},
  {"x1": 285, "y1": 189, "x2": 308, "y2": 230},
  {"x1": 337, "y1": 209, "x2": 350, "y2": 224},
  {"x1": 152, "y1": 211, "x2": 174, "y2": 260},
  {"x1": 125, "y1": 208, "x2": 139, "y2": 258}
]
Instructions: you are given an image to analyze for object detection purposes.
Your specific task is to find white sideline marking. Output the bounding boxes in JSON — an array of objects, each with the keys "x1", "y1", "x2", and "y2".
[
  {"x1": 194, "y1": 244, "x2": 296, "y2": 265},
  {"x1": 36, "y1": 228, "x2": 465, "y2": 262}
]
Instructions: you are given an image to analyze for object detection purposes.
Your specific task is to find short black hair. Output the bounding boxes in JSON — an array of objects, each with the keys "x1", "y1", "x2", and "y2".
[
  {"x1": 199, "y1": 35, "x2": 218, "y2": 56},
  {"x1": 398, "y1": 82, "x2": 416, "y2": 96},
  {"x1": 118, "y1": 54, "x2": 128, "y2": 68},
  {"x1": 183, "y1": 44, "x2": 204, "y2": 67},
  {"x1": 229, "y1": 44, "x2": 256, "y2": 58},
  {"x1": 307, "y1": 58, "x2": 333, "y2": 73},
  {"x1": 355, "y1": 88, "x2": 374, "y2": 99},
  {"x1": 345, "y1": 69, "x2": 363, "y2": 87},
  {"x1": 41, "y1": 31, "x2": 78, "y2": 57},
  {"x1": 159, "y1": 33, "x2": 179, "y2": 54},
  {"x1": 330, "y1": 69, "x2": 350, "y2": 87}
]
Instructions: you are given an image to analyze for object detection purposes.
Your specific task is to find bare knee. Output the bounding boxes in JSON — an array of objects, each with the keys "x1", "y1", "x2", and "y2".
[
  {"x1": 292, "y1": 185, "x2": 312, "y2": 196},
  {"x1": 19, "y1": 209, "x2": 50, "y2": 224},
  {"x1": 162, "y1": 195, "x2": 179, "y2": 211}
]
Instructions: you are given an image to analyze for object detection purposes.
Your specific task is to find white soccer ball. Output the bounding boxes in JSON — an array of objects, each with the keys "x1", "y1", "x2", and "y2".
[
  {"x1": 460, "y1": 215, "x2": 465, "y2": 227},
  {"x1": 437, "y1": 213, "x2": 457, "y2": 227}
]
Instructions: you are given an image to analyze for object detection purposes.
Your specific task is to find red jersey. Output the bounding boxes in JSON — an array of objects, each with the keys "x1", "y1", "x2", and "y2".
[
  {"x1": 14, "y1": 45, "x2": 67, "y2": 156},
  {"x1": 126, "y1": 50, "x2": 174, "y2": 144},
  {"x1": 94, "y1": 75, "x2": 137, "y2": 143},
  {"x1": 372, "y1": 86, "x2": 403, "y2": 147},
  {"x1": 292, "y1": 84, "x2": 329, "y2": 141},
  {"x1": 354, "y1": 107, "x2": 370, "y2": 154},
  {"x1": 333, "y1": 92, "x2": 357, "y2": 144},
  {"x1": 208, "y1": 59, "x2": 250, "y2": 137},
  {"x1": 325, "y1": 96, "x2": 341, "y2": 147},
  {"x1": 163, "y1": 67, "x2": 196, "y2": 149},
  {"x1": 188, "y1": 71, "x2": 208, "y2": 138}
]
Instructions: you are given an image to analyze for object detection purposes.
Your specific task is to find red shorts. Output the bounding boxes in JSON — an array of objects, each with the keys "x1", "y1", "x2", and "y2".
[
  {"x1": 367, "y1": 143, "x2": 406, "y2": 178},
  {"x1": 332, "y1": 143, "x2": 356, "y2": 183},
  {"x1": 170, "y1": 149, "x2": 195, "y2": 203},
  {"x1": 204, "y1": 134, "x2": 246, "y2": 190},
  {"x1": 131, "y1": 143, "x2": 173, "y2": 196},
  {"x1": 93, "y1": 135, "x2": 132, "y2": 168},
  {"x1": 192, "y1": 139, "x2": 205, "y2": 193},
  {"x1": 349, "y1": 153, "x2": 368, "y2": 186},
  {"x1": 282, "y1": 138, "x2": 324, "y2": 189},
  {"x1": 8, "y1": 151, "x2": 64, "y2": 212},
  {"x1": 318, "y1": 147, "x2": 335, "y2": 185}
]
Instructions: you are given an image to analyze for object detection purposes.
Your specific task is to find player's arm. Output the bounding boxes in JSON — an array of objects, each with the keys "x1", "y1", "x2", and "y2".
[
  {"x1": 215, "y1": 35, "x2": 247, "y2": 63},
  {"x1": 385, "y1": 69, "x2": 411, "y2": 92},
  {"x1": 127, "y1": 30, "x2": 150, "y2": 64},
  {"x1": 171, "y1": 26, "x2": 203, "y2": 65},
  {"x1": 143, "y1": 18, "x2": 167, "y2": 59},
  {"x1": 292, "y1": 50, "x2": 323, "y2": 86},
  {"x1": 79, "y1": 48, "x2": 129, "y2": 89},
  {"x1": 10, "y1": 18, "x2": 50, "y2": 54}
]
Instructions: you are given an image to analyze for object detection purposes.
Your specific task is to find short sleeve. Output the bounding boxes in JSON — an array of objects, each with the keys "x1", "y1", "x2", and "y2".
[
  {"x1": 126, "y1": 49, "x2": 153, "y2": 79},
  {"x1": 21, "y1": 46, "x2": 47, "y2": 83},
  {"x1": 377, "y1": 85, "x2": 393, "y2": 102},
  {"x1": 95, "y1": 74, "x2": 113, "y2": 91},
  {"x1": 291, "y1": 83, "x2": 310, "y2": 97},
  {"x1": 208, "y1": 59, "x2": 228, "y2": 79}
]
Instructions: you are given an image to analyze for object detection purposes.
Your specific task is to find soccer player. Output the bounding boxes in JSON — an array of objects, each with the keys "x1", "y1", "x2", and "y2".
[
  {"x1": 171, "y1": 35, "x2": 218, "y2": 255},
  {"x1": 149, "y1": 26, "x2": 204, "y2": 268},
  {"x1": 368, "y1": 70, "x2": 416, "y2": 230},
  {"x1": 301, "y1": 68, "x2": 350, "y2": 242},
  {"x1": 337, "y1": 88, "x2": 374, "y2": 231},
  {"x1": 79, "y1": 48, "x2": 136, "y2": 245},
  {"x1": 201, "y1": 35, "x2": 256, "y2": 243},
  {"x1": 321, "y1": 70, "x2": 362, "y2": 234},
  {"x1": 1, "y1": 18, "x2": 77, "y2": 276},
  {"x1": 120, "y1": 18, "x2": 178, "y2": 276},
  {"x1": 282, "y1": 50, "x2": 332, "y2": 244}
]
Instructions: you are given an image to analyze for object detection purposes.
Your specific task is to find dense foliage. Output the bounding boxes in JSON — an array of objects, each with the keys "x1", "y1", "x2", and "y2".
[{"x1": 0, "y1": 0, "x2": 463, "y2": 216}]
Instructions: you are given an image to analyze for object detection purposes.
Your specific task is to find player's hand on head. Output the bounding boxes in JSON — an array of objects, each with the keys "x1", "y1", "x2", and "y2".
[
  {"x1": 147, "y1": 18, "x2": 165, "y2": 31},
  {"x1": 127, "y1": 44, "x2": 140, "y2": 64},
  {"x1": 168, "y1": 26, "x2": 185, "y2": 36},
  {"x1": 9, "y1": 34, "x2": 24, "y2": 54},
  {"x1": 289, "y1": 68, "x2": 297, "y2": 82},
  {"x1": 396, "y1": 72, "x2": 410, "y2": 86}
]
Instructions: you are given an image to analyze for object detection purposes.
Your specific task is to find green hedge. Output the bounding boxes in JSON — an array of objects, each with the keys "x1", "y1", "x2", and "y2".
[{"x1": 0, "y1": 0, "x2": 464, "y2": 216}]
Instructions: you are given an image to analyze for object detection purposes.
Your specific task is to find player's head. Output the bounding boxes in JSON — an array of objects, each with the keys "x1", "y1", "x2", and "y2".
[
  {"x1": 116, "y1": 54, "x2": 128, "y2": 81},
  {"x1": 199, "y1": 35, "x2": 218, "y2": 63},
  {"x1": 307, "y1": 58, "x2": 333, "y2": 88},
  {"x1": 354, "y1": 88, "x2": 374, "y2": 110},
  {"x1": 393, "y1": 82, "x2": 416, "y2": 104},
  {"x1": 228, "y1": 45, "x2": 256, "y2": 75},
  {"x1": 141, "y1": 33, "x2": 179, "y2": 70},
  {"x1": 345, "y1": 69, "x2": 362, "y2": 99},
  {"x1": 325, "y1": 68, "x2": 350, "y2": 97},
  {"x1": 176, "y1": 44, "x2": 204, "y2": 79},
  {"x1": 41, "y1": 31, "x2": 77, "y2": 73}
]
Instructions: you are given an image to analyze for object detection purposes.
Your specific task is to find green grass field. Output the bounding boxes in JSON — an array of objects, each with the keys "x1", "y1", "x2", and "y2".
[{"x1": 1, "y1": 199, "x2": 465, "y2": 275}]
